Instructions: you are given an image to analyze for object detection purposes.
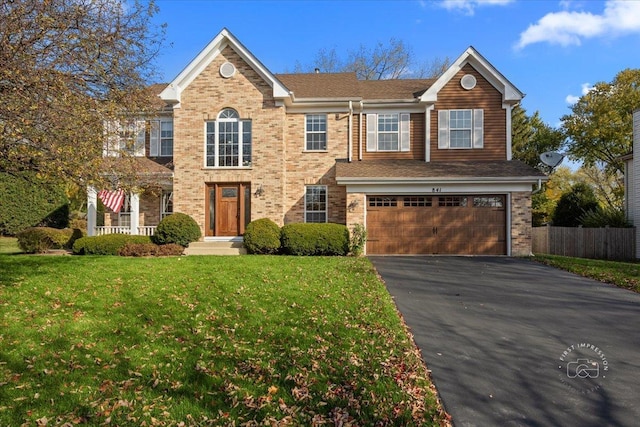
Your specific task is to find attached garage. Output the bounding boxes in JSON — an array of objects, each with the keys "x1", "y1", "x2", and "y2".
[{"x1": 366, "y1": 194, "x2": 506, "y2": 255}]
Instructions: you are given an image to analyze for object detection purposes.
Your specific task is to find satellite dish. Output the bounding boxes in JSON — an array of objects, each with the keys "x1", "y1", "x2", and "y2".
[{"x1": 539, "y1": 151, "x2": 565, "y2": 169}]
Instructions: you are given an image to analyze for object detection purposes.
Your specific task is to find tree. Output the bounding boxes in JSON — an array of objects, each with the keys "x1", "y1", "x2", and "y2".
[
  {"x1": 511, "y1": 105, "x2": 565, "y2": 170},
  {"x1": 0, "y1": 0, "x2": 165, "y2": 186},
  {"x1": 562, "y1": 69, "x2": 640, "y2": 175},
  {"x1": 552, "y1": 183, "x2": 598, "y2": 227},
  {"x1": 295, "y1": 39, "x2": 450, "y2": 80}
]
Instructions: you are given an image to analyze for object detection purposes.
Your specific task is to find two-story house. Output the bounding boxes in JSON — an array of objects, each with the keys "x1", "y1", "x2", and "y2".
[{"x1": 87, "y1": 28, "x2": 545, "y2": 256}]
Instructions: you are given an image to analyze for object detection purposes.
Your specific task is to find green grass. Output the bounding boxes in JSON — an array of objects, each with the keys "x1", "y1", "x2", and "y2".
[
  {"x1": 0, "y1": 237, "x2": 21, "y2": 255},
  {"x1": 0, "y1": 254, "x2": 446, "y2": 426},
  {"x1": 533, "y1": 254, "x2": 640, "y2": 292}
]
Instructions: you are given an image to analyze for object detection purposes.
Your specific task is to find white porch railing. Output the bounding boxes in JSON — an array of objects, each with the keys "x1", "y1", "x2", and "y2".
[{"x1": 94, "y1": 226, "x2": 157, "y2": 236}]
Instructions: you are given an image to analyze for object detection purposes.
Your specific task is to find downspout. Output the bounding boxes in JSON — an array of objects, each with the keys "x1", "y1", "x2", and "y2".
[
  {"x1": 359, "y1": 101, "x2": 364, "y2": 161},
  {"x1": 348, "y1": 101, "x2": 353, "y2": 162},
  {"x1": 532, "y1": 178, "x2": 543, "y2": 194}
]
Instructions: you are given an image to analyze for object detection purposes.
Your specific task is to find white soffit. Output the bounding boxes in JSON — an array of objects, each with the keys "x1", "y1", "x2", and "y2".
[
  {"x1": 160, "y1": 28, "x2": 289, "y2": 103},
  {"x1": 420, "y1": 46, "x2": 524, "y2": 104}
]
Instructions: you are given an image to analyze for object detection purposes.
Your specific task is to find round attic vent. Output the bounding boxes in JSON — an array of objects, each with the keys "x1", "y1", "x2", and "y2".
[
  {"x1": 460, "y1": 74, "x2": 477, "y2": 90},
  {"x1": 220, "y1": 62, "x2": 236, "y2": 78}
]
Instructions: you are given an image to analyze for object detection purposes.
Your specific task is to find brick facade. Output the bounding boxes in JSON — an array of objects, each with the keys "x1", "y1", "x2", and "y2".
[{"x1": 511, "y1": 191, "x2": 532, "y2": 256}]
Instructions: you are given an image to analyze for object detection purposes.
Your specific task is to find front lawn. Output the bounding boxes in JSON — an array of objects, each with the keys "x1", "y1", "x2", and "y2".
[
  {"x1": 0, "y1": 237, "x2": 20, "y2": 255},
  {"x1": 533, "y1": 254, "x2": 640, "y2": 293},
  {"x1": 0, "y1": 254, "x2": 447, "y2": 426}
]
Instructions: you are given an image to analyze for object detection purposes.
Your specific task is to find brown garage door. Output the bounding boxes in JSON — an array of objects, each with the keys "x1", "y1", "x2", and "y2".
[{"x1": 367, "y1": 195, "x2": 506, "y2": 255}]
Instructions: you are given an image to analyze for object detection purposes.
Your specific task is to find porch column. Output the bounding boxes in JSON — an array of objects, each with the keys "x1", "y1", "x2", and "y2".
[
  {"x1": 130, "y1": 192, "x2": 140, "y2": 235},
  {"x1": 87, "y1": 186, "x2": 97, "y2": 236}
]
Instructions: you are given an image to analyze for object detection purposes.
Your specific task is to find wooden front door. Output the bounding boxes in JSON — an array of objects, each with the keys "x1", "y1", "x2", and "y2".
[{"x1": 206, "y1": 183, "x2": 250, "y2": 237}]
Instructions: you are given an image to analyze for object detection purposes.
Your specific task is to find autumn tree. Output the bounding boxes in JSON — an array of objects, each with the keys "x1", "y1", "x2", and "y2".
[
  {"x1": 562, "y1": 68, "x2": 640, "y2": 175},
  {"x1": 296, "y1": 39, "x2": 450, "y2": 80},
  {"x1": 0, "y1": 0, "x2": 165, "y2": 186}
]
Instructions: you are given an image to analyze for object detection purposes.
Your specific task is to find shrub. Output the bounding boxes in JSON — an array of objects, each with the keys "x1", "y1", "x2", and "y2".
[
  {"x1": 73, "y1": 234, "x2": 151, "y2": 255},
  {"x1": 118, "y1": 243, "x2": 184, "y2": 257},
  {"x1": 579, "y1": 206, "x2": 632, "y2": 228},
  {"x1": 243, "y1": 218, "x2": 281, "y2": 254},
  {"x1": 151, "y1": 213, "x2": 201, "y2": 247},
  {"x1": 16, "y1": 227, "x2": 72, "y2": 253},
  {"x1": 0, "y1": 172, "x2": 69, "y2": 235},
  {"x1": 552, "y1": 183, "x2": 598, "y2": 227},
  {"x1": 349, "y1": 223, "x2": 367, "y2": 256},
  {"x1": 280, "y1": 223, "x2": 349, "y2": 256}
]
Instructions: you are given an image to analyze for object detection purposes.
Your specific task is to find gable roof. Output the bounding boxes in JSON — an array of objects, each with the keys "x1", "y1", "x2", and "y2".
[
  {"x1": 420, "y1": 46, "x2": 524, "y2": 104},
  {"x1": 160, "y1": 28, "x2": 289, "y2": 104}
]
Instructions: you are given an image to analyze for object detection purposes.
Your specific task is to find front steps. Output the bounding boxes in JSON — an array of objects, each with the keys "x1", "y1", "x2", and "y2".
[{"x1": 184, "y1": 240, "x2": 246, "y2": 256}]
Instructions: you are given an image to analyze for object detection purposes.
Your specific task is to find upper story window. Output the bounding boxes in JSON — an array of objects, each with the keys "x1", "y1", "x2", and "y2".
[
  {"x1": 103, "y1": 119, "x2": 145, "y2": 157},
  {"x1": 305, "y1": 114, "x2": 327, "y2": 151},
  {"x1": 150, "y1": 119, "x2": 173, "y2": 157},
  {"x1": 206, "y1": 108, "x2": 252, "y2": 167},
  {"x1": 438, "y1": 109, "x2": 483, "y2": 149},
  {"x1": 366, "y1": 113, "x2": 410, "y2": 152}
]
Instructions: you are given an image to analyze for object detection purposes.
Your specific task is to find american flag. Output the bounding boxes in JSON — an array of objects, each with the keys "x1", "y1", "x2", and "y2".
[{"x1": 98, "y1": 189, "x2": 125, "y2": 213}]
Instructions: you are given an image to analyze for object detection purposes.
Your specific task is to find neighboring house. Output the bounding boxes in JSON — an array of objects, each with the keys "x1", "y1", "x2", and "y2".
[
  {"x1": 87, "y1": 28, "x2": 546, "y2": 256},
  {"x1": 621, "y1": 109, "x2": 639, "y2": 257}
]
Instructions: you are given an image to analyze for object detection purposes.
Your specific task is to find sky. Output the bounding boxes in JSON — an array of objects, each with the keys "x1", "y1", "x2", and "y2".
[{"x1": 150, "y1": 0, "x2": 640, "y2": 128}]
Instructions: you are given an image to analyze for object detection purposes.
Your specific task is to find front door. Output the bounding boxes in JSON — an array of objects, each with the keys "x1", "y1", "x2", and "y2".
[{"x1": 206, "y1": 183, "x2": 250, "y2": 237}]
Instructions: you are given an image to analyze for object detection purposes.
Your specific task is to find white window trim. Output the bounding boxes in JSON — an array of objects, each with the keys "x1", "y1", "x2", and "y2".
[
  {"x1": 160, "y1": 190, "x2": 173, "y2": 219},
  {"x1": 204, "y1": 109, "x2": 252, "y2": 168},
  {"x1": 438, "y1": 109, "x2": 484, "y2": 150},
  {"x1": 366, "y1": 113, "x2": 410, "y2": 152},
  {"x1": 304, "y1": 114, "x2": 327, "y2": 151},
  {"x1": 304, "y1": 185, "x2": 328, "y2": 223},
  {"x1": 118, "y1": 194, "x2": 132, "y2": 226},
  {"x1": 150, "y1": 119, "x2": 174, "y2": 157}
]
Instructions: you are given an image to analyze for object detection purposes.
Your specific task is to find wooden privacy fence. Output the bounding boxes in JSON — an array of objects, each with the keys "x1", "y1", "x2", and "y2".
[{"x1": 532, "y1": 226, "x2": 636, "y2": 261}]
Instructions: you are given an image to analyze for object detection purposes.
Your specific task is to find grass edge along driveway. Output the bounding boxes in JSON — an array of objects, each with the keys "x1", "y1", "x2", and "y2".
[{"x1": 0, "y1": 253, "x2": 449, "y2": 426}]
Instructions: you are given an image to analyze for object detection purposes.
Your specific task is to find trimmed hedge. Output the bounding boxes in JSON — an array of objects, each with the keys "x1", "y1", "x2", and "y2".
[
  {"x1": 151, "y1": 213, "x2": 201, "y2": 247},
  {"x1": 73, "y1": 234, "x2": 151, "y2": 255},
  {"x1": 0, "y1": 172, "x2": 69, "y2": 235},
  {"x1": 243, "y1": 218, "x2": 281, "y2": 254},
  {"x1": 118, "y1": 243, "x2": 184, "y2": 257},
  {"x1": 16, "y1": 227, "x2": 84, "y2": 253},
  {"x1": 280, "y1": 223, "x2": 349, "y2": 256}
]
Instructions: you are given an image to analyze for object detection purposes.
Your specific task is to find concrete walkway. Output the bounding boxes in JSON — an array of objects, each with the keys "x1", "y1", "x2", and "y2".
[{"x1": 370, "y1": 256, "x2": 640, "y2": 427}]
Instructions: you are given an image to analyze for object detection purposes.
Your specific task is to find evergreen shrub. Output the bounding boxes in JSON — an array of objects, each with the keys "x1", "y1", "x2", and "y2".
[
  {"x1": 151, "y1": 213, "x2": 201, "y2": 247},
  {"x1": 243, "y1": 218, "x2": 281, "y2": 254},
  {"x1": 280, "y1": 223, "x2": 349, "y2": 256},
  {"x1": 73, "y1": 234, "x2": 151, "y2": 255}
]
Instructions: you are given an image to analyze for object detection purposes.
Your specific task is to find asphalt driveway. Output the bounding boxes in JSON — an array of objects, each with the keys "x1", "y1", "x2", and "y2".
[{"x1": 370, "y1": 256, "x2": 640, "y2": 427}]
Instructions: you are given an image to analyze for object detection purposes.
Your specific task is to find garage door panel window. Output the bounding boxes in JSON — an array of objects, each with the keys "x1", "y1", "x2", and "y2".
[
  {"x1": 305, "y1": 185, "x2": 327, "y2": 223},
  {"x1": 473, "y1": 196, "x2": 504, "y2": 208},
  {"x1": 369, "y1": 197, "x2": 398, "y2": 207},
  {"x1": 403, "y1": 196, "x2": 432, "y2": 207},
  {"x1": 438, "y1": 196, "x2": 468, "y2": 207}
]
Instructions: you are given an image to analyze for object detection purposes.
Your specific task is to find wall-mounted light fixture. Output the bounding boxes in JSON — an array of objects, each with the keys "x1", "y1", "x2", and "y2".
[
  {"x1": 347, "y1": 199, "x2": 360, "y2": 212},
  {"x1": 254, "y1": 184, "x2": 264, "y2": 197}
]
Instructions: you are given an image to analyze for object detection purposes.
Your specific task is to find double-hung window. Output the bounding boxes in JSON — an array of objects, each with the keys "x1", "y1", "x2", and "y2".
[
  {"x1": 366, "y1": 113, "x2": 410, "y2": 152},
  {"x1": 305, "y1": 185, "x2": 327, "y2": 223},
  {"x1": 150, "y1": 119, "x2": 174, "y2": 157},
  {"x1": 305, "y1": 114, "x2": 327, "y2": 151},
  {"x1": 206, "y1": 108, "x2": 252, "y2": 167},
  {"x1": 161, "y1": 191, "x2": 173, "y2": 219},
  {"x1": 438, "y1": 109, "x2": 484, "y2": 149},
  {"x1": 103, "y1": 119, "x2": 145, "y2": 157}
]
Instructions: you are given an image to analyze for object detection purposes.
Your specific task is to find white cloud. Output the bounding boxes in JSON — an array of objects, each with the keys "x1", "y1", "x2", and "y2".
[
  {"x1": 438, "y1": 0, "x2": 514, "y2": 16},
  {"x1": 516, "y1": 0, "x2": 640, "y2": 49},
  {"x1": 565, "y1": 82, "x2": 594, "y2": 104}
]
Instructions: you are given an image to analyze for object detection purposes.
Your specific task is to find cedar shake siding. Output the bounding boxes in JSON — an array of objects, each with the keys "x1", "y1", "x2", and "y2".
[{"x1": 430, "y1": 64, "x2": 507, "y2": 162}]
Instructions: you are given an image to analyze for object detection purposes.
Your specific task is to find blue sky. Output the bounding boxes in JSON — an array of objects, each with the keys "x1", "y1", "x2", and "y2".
[{"x1": 152, "y1": 0, "x2": 640, "y2": 128}]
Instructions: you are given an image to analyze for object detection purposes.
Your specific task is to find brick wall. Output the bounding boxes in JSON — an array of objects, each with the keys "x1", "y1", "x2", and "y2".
[
  {"x1": 283, "y1": 112, "x2": 348, "y2": 224},
  {"x1": 511, "y1": 191, "x2": 532, "y2": 256},
  {"x1": 172, "y1": 46, "x2": 287, "y2": 234}
]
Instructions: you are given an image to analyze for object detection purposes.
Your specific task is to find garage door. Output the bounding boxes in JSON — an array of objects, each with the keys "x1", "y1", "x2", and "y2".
[{"x1": 367, "y1": 195, "x2": 506, "y2": 255}]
